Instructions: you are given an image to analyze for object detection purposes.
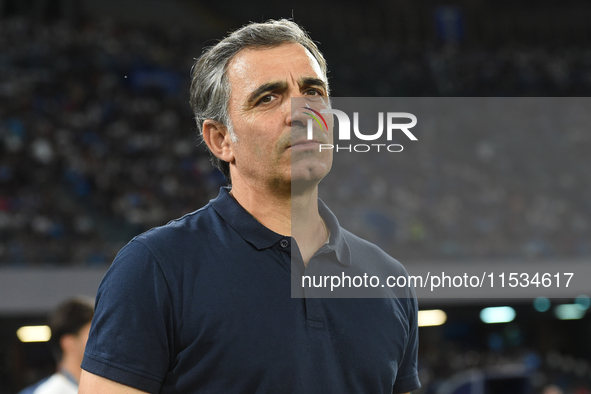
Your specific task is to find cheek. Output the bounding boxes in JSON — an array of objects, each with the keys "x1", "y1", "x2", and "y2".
[
  {"x1": 252, "y1": 143, "x2": 265, "y2": 157},
  {"x1": 239, "y1": 132, "x2": 277, "y2": 158},
  {"x1": 233, "y1": 138, "x2": 266, "y2": 168}
]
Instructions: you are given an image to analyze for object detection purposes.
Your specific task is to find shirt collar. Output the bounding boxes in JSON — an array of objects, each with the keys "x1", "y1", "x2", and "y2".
[
  {"x1": 210, "y1": 187, "x2": 352, "y2": 266},
  {"x1": 210, "y1": 187, "x2": 284, "y2": 250},
  {"x1": 318, "y1": 198, "x2": 352, "y2": 267}
]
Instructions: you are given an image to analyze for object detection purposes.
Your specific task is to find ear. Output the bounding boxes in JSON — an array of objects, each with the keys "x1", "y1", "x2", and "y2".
[{"x1": 202, "y1": 120, "x2": 235, "y2": 164}]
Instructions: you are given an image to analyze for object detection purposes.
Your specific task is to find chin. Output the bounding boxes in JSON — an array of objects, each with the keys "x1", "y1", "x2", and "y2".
[{"x1": 290, "y1": 166, "x2": 330, "y2": 194}]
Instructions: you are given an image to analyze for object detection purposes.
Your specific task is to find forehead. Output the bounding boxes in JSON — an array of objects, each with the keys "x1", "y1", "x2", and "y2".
[{"x1": 226, "y1": 43, "x2": 325, "y2": 94}]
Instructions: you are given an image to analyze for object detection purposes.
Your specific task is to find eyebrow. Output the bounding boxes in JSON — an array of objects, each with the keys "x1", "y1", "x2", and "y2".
[
  {"x1": 246, "y1": 77, "x2": 328, "y2": 105},
  {"x1": 299, "y1": 77, "x2": 327, "y2": 93},
  {"x1": 247, "y1": 81, "x2": 288, "y2": 105}
]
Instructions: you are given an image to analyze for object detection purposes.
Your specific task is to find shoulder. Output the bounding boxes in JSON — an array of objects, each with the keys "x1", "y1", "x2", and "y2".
[
  {"x1": 134, "y1": 202, "x2": 219, "y2": 249},
  {"x1": 341, "y1": 226, "x2": 409, "y2": 276},
  {"x1": 113, "y1": 202, "x2": 225, "y2": 266},
  {"x1": 100, "y1": 199, "x2": 240, "y2": 292},
  {"x1": 16, "y1": 376, "x2": 48, "y2": 394},
  {"x1": 25, "y1": 374, "x2": 77, "y2": 394},
  {"x1": 338, "y1": 226, "x2": 418, "y2": 302}
]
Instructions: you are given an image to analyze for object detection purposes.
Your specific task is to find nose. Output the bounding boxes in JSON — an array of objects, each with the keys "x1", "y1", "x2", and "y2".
[
  {"x1": 287, "y1": 98, "x2": 308, "y2": 128},
  {"x1": 286, "y1": 96, "x2": 329, "y2": 129}
]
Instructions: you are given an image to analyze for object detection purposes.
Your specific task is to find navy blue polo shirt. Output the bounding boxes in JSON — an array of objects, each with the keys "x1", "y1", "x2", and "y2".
[{"x1": 82, "y1": 187, "x2": 420, "y2": 394}]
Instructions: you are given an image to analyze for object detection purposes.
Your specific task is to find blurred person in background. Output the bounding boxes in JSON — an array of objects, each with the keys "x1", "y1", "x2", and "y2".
[
  {"x1": 18, "y1": 297, "x2": 94, "y2": 394},
  {"x1": 542, "y1": 385, "x2": 564, "y2": 394}
]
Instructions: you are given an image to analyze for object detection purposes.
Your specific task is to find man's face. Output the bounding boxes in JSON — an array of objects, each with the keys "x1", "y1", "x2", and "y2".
[{"x1": 225, "y1": 43, "x2": 332, "y2": 194}]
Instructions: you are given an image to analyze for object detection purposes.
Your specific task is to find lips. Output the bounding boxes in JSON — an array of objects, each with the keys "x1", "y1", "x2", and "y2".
[
  {"x1": 288, "y1": 138, "x2": 327, "y2": 152},
  {"x1": 290, "y1": 139, "x2": 322, "y2": 147},
  {"x1": 287, "y1": 124, "x2": 328, "y2": 150}
]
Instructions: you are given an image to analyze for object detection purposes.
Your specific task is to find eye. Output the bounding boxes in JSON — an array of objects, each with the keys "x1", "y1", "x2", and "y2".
[
  {"x1": 256, "y1": 94, "x2": 275, "y2": 105},
  {"x1": 305, "y1": 89, "x2": 323, "y2": 96}
]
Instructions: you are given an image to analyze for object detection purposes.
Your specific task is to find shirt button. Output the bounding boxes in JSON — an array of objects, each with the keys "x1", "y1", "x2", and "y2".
[{"x1": 280, "y1": 239, "x2": 289, "y2": 248}]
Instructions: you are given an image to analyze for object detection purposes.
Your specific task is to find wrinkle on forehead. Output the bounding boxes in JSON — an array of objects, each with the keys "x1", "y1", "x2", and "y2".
[{"x1": 227, "y1": 43, "x2": 327, "y2": 95}]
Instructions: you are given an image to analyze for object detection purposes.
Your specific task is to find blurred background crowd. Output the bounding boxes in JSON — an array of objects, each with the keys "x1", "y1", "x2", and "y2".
[
  {"x1": 322, "y1": 96, "x2": 591, "y2": 262},
  {"x1": 1, "y1": 1, "x2": 591, "y2": 266},
  {"x1": 0, "y1": 15, "x2": 220, "y2": 265},
  {"x1": 1, "y1": 0, "x2": 591, "y2": 393}
]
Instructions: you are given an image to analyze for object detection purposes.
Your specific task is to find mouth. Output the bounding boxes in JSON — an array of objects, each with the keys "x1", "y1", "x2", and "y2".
[{"x1": 289, "y1": 139, "x2": 323, "y2": 150}]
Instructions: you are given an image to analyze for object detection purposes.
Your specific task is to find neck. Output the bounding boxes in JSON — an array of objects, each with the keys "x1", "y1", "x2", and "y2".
[
  {"x1": 229, "y1": 177, "x2": 292, "y2": 236},
  {"x1": 291, "y1": 188, "x2": 329, "y2": 265},
  {"x1": 59, "y1": 357, "x2": 81, "y2": 383},
  {"x1": 230, "y1": 178, "x2": 327, "y2": 266}
]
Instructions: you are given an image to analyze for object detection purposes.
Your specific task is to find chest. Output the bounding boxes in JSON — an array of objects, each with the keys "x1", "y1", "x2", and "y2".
[{"x1": 162, "y1": 243, "x2": 410, "y2": 393}]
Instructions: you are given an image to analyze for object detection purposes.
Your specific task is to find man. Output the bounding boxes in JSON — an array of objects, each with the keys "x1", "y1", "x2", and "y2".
[
  {"x1": 80, "y1": 19, "x2": 419, "y2": 394},
  {"x1": 19, "y1": 298, "x2": 94, "y2": 394}
]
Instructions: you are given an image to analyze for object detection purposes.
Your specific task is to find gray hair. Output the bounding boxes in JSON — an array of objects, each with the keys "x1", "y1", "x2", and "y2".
[{"x1": 189, "y1": 19, "x2": 328, "y2": 184}]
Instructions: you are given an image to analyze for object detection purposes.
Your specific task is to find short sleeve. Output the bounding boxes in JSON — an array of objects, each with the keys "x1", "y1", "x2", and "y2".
[
  {"x1": 392, "y1": 294, "x2": 421, "y2": 394},
  {"x1": 82, "y1": 240, "x2": 174, "y2": 394}
]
